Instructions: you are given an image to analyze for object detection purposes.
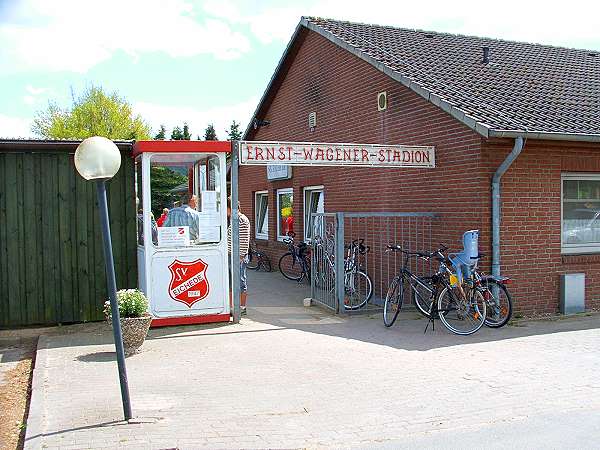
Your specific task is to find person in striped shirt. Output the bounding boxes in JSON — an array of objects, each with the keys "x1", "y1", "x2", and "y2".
[{"x1": 228, "y1": 197, "x2": 250, "y2": 314}]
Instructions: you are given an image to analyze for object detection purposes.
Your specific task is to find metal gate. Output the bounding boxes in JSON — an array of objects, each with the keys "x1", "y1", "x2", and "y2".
[
  {"x1": 310, "y1": 213, "x2": 339, "y2": 311},
  {"x1": 310, "y1": 212, "x2": 438, "y2": 314}
]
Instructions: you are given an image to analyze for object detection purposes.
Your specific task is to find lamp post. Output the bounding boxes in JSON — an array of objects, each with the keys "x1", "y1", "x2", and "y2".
[{"x1": 74, "y1": 136, "x2": 132, "y2": 421}]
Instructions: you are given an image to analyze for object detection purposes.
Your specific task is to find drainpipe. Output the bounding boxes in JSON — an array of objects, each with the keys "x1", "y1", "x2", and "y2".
[{"x1": 492, "y1": 136, "x2": 524, "y2": 278}]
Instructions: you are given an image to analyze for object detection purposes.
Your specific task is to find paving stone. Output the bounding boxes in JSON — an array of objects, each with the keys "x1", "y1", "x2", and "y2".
[{"x1": 24, "y1": 272, "x2": 600, "y2": 449}]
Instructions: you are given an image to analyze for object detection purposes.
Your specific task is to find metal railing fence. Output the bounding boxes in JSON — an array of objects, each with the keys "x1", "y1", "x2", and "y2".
[{"x1": 311, "y1": 212, "x2": 438, "y2": 314}]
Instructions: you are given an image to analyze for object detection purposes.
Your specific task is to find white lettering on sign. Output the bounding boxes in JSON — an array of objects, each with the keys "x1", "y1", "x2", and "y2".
[{"x1": 240, "y1": 141, "x2": 435, "y2": 168}]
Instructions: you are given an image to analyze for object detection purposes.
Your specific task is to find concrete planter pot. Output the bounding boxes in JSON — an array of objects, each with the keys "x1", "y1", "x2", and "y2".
[{"x1": 108, "y1": 314, "x2": 152, "y2": 356}]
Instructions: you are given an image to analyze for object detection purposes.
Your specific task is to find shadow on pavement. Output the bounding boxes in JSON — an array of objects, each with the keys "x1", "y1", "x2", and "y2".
[
  {"x1": 21, "y1": 270, "x2": 600, "y2": 353},
  {"x1": 244, "y1": 270, "x2": 600, "y2": 352}
]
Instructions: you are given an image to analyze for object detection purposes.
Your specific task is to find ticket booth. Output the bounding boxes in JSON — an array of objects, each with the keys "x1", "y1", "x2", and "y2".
[{"x1": 132, "y1": 141, "x2": 231, "y2": 327}]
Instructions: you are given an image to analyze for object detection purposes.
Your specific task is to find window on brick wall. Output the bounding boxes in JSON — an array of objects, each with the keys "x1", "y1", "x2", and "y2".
[
  {"x1": 303, "y1": 186, "x2": 324, "y2": 242},
  {"x1": 255, "y1": 191, "x2": 268, "y2": 240},
  {"x1": 277, "y1": 188, "x2": 293, "y2": 241},
  {"x1": 562, "y1": 173, "x2": 600, "y2": 253}
]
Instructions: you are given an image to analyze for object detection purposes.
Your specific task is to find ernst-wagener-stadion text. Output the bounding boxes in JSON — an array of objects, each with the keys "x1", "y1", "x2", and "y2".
[{"x1": 240, "y1": 141, "x2": 435, "y2": 168}]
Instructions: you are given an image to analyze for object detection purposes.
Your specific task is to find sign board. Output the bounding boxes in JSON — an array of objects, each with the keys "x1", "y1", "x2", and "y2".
[
  {"x1": 240, "y1": 141, "x2": 435, "y2": 168},
  {"x1": 158, "y1": 226, "x2": 190, "y2": 247},
  {"x1": 267, "y1": 164, "x2": 292, "y2": 180}
]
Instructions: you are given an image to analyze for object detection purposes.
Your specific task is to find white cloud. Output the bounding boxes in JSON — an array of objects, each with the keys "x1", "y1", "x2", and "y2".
[
  {"x1": 23, "y1": 85, "x2": 51, "y2": 105},
  {"x1": 206, "y1": 0, "x2": 600, "y2": 51},
  {"x1": 134, "y1": 96, "x2": 259, "y2": 140},
  {"x1": 0, "y1": 114, "x2": 34, "y2": 138},
  {"x1": 0, "y1": 0, "x2": 251, "y2": 73}
]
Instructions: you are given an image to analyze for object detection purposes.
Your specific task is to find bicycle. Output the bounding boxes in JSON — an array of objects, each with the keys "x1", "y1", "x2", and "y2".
[
  {"x1": 470, "y1": 262, "x2": 513, "y2": 328},
  {"x1": 340, "y1": 239, "x2": 374, "y2": 310},
  {"x1": 246, "y1": 241, "x2": 272, "y2": 272},
  {"x1": 279, "y1": 232, "x2": 311, "y2": 281},
  {"x1": 413, "y1": 249, "x2": 512, "y2": 329},
  {"x1": 384, "y1": 244, "x2": 487, "y2": 335}
]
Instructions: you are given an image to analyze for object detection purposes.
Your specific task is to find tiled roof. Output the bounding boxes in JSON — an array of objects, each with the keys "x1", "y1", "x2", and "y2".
[{"x1": 249, "y1": 17, "x2": 600, "y2": 141}]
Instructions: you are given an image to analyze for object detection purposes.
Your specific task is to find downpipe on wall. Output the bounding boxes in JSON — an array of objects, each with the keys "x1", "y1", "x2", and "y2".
[{"x1": 492, "y1": 136, "x2": 525, "y2": 278}]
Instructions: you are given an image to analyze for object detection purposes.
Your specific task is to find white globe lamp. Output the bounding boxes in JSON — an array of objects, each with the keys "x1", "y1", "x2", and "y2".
[{"x1": 74, "y1": 136, "x2": 121, "y2": 180}]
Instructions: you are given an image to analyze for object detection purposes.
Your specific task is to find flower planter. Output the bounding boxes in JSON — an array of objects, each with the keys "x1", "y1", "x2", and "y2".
[{"x1": 108, "y1": 314, "x2": 152, "y2": 356}]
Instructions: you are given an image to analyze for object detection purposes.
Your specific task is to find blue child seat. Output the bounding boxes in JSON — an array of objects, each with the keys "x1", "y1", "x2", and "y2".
[{"x1": 449, "y1": 230, "x2": 479, "y2": 283}]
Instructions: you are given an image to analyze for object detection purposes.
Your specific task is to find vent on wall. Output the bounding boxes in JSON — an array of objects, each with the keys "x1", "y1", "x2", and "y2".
[
  {"x1": 308, "y1": 111, "x2": 317, "y2": 130},
  {"x1": 377, "y1": 91, "x2": 387, "y2": 111}
]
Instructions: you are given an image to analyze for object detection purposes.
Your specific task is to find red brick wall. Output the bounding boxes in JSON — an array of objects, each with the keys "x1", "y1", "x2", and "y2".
[
  {"x1": 240, "y1": 30, "x2": 484, "y2": 280},
  {"x1": 482, "y1": 139, "x2": 600, "y2": 314},
  {"x1": 239, "y1": 28, "x2": 600, "y2": 314}
]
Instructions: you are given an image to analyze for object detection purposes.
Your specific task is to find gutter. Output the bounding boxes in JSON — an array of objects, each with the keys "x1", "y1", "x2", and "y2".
[{"x1": 492, "y1": 136, "x2": 524, "y2": 278}]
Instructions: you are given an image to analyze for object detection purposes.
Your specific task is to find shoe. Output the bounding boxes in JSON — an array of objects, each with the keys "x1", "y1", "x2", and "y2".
[{"x1": 240, "y1": 306, "x2": 247, "y2": 315}]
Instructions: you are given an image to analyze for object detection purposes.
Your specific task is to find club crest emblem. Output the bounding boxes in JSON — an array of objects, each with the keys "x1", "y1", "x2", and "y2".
[{"x1": 168, "y1": 258, "x2": 210, "y2": 307}]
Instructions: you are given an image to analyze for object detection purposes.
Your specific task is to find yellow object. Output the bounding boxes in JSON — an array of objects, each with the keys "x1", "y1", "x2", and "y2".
[{"x1": 449, "y1": 274, "x2": 458, "y2": 286}]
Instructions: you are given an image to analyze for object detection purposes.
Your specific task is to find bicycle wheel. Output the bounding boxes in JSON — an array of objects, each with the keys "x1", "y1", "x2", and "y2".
[
  {"x1": 343, "y1": 270, "x2": 373, "y2": 310},
  {"x1": 383, "y1": 276, "x2": 404, "y2": 327},
  {"x1": 437, "y1": 286, "x2": 486, "y2": 335},
  {"x1": 412, "y1": 276, "x2": 434, "y2": 318},
  {"x1": 246, "y1": 251, "x2": 259, "y2": 270},
  {"x1": 481, "y1": 279, "x2": 513, "y2": 328},
  {"x1": 260, "y1": 255, "x2": 272, "y2": 272},
  {"x1": 278, "y1": 252, "x2": 304, "y2": 281}
]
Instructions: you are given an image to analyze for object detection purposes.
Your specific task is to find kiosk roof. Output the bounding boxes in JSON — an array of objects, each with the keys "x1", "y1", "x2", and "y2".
[{"x1": 133, "y1": 140, "x2": 231, "y2": 156}]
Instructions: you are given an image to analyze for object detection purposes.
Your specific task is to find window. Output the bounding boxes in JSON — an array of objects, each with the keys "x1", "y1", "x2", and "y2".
[
  {"x1": 562, "y1": 173, "x2": 600, "y2": 253},
  {"x1": 277, "y1": 188, "x2": 294, "y2": 241},
  {"x1": 304, "y1": 186, "x2": 324, "y2": 242},
  {"x1": 148, "y1": 153, "x2": 222, "y2": 248},
  {"x1": 255, "y1": 191, "x2": 269, "y2": 240}
]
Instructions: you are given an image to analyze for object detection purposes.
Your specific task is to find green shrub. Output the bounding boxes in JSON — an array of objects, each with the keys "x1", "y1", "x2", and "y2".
[{"x1": 104, "y1": 289, "x2": 149, "y2": 319}]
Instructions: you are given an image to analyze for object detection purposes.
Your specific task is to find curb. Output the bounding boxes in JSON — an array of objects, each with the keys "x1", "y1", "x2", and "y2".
[{"x1": 23, "y1": 335, "x2": 48, "y2": 450}]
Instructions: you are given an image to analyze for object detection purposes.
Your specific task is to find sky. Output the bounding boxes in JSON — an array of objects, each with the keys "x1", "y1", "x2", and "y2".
[{"x1": 1, "y1": 0, "x2": 599, "y2": 140}]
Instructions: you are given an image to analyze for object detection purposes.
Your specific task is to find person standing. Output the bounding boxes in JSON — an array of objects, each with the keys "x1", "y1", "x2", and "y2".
[
  {"x1": 156, "y1": 208, "x2": 169, "y2": 227},
  {"x1": 163, "y1": 193, "x2": 201, "y2": 241},
  {"x1": 227, "y1": 197, "x2": 250, "y2": 314}
]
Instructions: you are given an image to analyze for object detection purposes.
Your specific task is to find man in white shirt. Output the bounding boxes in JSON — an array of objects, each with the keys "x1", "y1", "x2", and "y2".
[{"x1": 163, "y1": 193, "x2": 201, "y2": 241}]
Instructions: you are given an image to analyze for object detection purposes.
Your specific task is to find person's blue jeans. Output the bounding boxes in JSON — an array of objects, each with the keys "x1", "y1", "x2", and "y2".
[{"x1": 240, "y1": 255, "x2": 249, "y2": 292}]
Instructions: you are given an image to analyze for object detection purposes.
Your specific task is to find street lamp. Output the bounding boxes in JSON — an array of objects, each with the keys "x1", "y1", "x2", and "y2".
[{"x1": 74, "y1": 136, "x2": 132, "y2": 421}]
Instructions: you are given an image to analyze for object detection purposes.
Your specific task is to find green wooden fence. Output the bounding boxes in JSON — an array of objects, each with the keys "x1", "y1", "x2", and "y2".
[{"x1": 0, "y1": 142, "x2": 137, "y2": 327}]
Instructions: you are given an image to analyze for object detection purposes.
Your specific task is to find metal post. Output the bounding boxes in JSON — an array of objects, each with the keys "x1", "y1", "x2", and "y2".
[
  {"x1": 335, "y1": 212, "x2": 345, "y2": 314},
  {"x1": 231, "y1": 142, "x2": 241, "y2": 324},
  {"x1": 96, "y1": 180, "x2": 132, "y2": 421}
]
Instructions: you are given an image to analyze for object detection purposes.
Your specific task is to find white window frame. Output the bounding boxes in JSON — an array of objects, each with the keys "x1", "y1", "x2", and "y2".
[
  {"x1": 561, "y1": 173, "x2": 600, "y2": 254},
  {"x1": 303, "y1": 185, "x2": 324, "y2": 243},
  {"x1": 254, "y1": 191, "x2": 269, "y2": 240},
  {"x1": 276, "y1": 188, "x2": 293, "y2": 242}
]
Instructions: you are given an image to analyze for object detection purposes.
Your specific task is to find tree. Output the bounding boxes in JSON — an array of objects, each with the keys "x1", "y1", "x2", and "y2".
[
  {"x1": 150, "y1": 166, "x2": 188, "y2": 218},
  {"x1": 182, "y1": 123, "x2": 191, "y2": 140},
  {"x1": 226, "y1": 120, "x2": 242, "y2": 141},
  {"x1": 32, "y1": 85, "x2": 151, "y2": 140},
  {"x1": 170, "y1": 123, "x2": 191, "y2": 140},
  {"x1": 171, "y1": 126, "x2": 183, "y2": 140},
  {"x1": 154, "y1": 125, "x2": 167, "y2": 140},
  {"x1": 204, "y1": 124, "x2": 218, "y2": 141}
]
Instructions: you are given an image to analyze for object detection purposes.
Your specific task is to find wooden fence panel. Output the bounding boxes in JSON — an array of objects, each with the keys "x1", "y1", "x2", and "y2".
[{"x1": 0, "y1": 148, "x2": 137, "y2": 328}]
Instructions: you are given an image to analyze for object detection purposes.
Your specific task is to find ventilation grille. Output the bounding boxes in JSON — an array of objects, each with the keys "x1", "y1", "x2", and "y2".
[
  {"x1": 308, "y1": 111, "x2": 317, "y2": 129},
  {"x1": 377, "y1": 92, "x2": 387, "y2": 111}
]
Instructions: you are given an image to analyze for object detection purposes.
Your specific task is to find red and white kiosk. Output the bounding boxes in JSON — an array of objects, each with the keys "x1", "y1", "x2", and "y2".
[{"x1": 133, "y1": 141, "x2": 231, "y2": 327}]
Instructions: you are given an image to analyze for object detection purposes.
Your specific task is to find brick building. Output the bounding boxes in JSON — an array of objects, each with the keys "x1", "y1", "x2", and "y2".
[{"x1": 239, "y1": 17, "x2": 600, "y2": 315}]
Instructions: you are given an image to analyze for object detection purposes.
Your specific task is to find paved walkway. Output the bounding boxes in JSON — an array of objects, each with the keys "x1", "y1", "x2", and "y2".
[{"x1": 25, "y1": 271, "x2": 600, "y2": 449}]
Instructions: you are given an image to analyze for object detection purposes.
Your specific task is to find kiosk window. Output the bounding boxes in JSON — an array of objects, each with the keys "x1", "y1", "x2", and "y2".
[
  {"x1": 149, "y1": 154, "x2": 222, "y2": 247},
  {"x1": 277, "y1": 188, "x2": 293, "y2": 241}
]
